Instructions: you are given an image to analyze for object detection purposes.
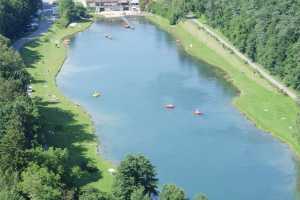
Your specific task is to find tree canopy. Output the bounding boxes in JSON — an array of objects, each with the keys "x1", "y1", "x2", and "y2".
[
  {"x1": 113, "y1": 154, "x2": 158, "y2": 200},
  {"x1": 159, "y1": 184, "x2": 187, "y2": 200},
  {"x1": 58, "y1": 0, "x2": 88, "y2": 27},
  {"x1": 0, "y1": 0, "x2": 41, "y2": 39},
  {"x1": 148, "y1": 0, "x2": 300, "y2": 90}
]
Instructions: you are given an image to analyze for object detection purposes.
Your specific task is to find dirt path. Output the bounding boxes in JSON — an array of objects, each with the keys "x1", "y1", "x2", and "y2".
[{"x1": 190, "y1": 19, "x2": 298, "y2": 101}]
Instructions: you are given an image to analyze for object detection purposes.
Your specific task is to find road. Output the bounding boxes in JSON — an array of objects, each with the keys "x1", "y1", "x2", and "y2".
[
  {"x1": 190, "y1": 19, "x2": 298, "y2": 101},
  {"x1": 13, "y1": 3, "x2": 54, "y2": 51}
]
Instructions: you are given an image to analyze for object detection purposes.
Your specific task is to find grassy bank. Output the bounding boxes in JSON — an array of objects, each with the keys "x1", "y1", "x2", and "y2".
[
  {"x1": 147, "y1": 15, "x2": 300, "y2": 155},
  {"x1": 21, "y1": 21, "x2": 113, "y2": 191}
]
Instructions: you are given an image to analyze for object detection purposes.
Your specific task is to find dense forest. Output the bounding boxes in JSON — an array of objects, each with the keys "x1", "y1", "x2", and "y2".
[
  {"x1": 148, "y1": 0, "x2": 300, "y2": 90},
  {"x1": 0, "y1": 0, "x2": 41, "y2": 39}
]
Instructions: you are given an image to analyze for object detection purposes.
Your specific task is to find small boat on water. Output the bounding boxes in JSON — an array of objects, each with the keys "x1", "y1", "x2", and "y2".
[
  {"x1": 193, "y1": 109, "x2": 203, "y2": 116},
  {"x1": 123, "y1": 23, "x2": 130, "y2": 29},
  {"x1": 93, "y1": 91, "x2": 101, "y2": 97},
  {"x1": 164, "y1": 104, "x2": 175, "y2": 109},
  {"x1": 105, "y1": 34, "x2": 112, "y2": 40}
]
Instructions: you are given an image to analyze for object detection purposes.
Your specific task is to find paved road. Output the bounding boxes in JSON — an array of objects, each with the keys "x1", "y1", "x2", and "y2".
[
  {"x1": 13, "y1": 4, "x2": 54, "y2": 51},
  {"x1": 190, "y1": 19, "x2": 298, "y2": 101}
]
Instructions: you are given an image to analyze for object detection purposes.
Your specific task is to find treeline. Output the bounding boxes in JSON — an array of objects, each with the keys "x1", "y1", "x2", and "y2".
[
  {"x1": 0, "y1": 34, "x2": 97, "y2": 199},
  {"x1": 148, "y1": 0, "x2": 300, "y2": 90},
  {"x1": 0, "y1": 0, "x2": 42, "y2": 39}
]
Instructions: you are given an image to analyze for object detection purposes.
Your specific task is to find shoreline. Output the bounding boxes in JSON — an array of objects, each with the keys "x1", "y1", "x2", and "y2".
[
  {"x1": 146, "y1": 15, "x2": 300, "y2": 157},
  {"x1": 20, "y1": 20, "x2": 114, "y2": 191},
  {"x1": 19, "y1": 13, "x2": 300, "y2": 193},
  {"x1": 191, "y1": 19, "x2": 298, "y2": 101}
]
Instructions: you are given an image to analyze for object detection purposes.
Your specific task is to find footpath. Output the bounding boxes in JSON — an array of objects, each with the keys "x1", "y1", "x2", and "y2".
[{"x1": 190, "y1": 19, "x2": 298, "y2": 101}]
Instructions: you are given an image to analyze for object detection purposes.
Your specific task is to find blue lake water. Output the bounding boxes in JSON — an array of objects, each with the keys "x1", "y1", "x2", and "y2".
[{"x1": 57, "y1": 18, "x2": 298, "y2": 200}]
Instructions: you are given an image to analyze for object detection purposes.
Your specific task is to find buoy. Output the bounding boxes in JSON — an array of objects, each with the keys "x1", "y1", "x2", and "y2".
[{"x1": 164, "y1": 104, "x2": 175, "y2": 109}]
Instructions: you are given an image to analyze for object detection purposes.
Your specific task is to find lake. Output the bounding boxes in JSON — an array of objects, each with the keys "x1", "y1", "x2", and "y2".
[{"x1": 57, "y1": 18, "x2": 298, "y2": 200}]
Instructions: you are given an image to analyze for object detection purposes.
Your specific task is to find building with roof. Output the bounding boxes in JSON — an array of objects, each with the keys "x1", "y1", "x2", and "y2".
[{"x1": 85, "y1": 0, "x2": 139, "y2": 12}]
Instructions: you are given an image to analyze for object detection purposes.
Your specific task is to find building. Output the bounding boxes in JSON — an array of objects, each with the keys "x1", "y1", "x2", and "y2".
[
  {"x1": 43, "y1": 0, "x2": 138, "y2": 12},
  {"x1": 85, "y1": 0, "x2": 139, "y2": 12}
]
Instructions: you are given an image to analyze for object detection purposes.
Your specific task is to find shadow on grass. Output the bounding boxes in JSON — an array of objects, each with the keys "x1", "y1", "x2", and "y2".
[
  {"x1": 21, "y1": 39, "x2": 43, "y2": 69},
  {"x1": 38, "y1": 103, "x2": 102, "y2": 187},
  {"x1": 22, "y1": 32, "x2": 103, "y2": 188}
]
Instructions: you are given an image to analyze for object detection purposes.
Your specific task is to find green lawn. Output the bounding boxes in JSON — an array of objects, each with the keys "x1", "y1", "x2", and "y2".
[
  {"x1": 21, "y1": 21, "x2": 114, "y2": 191},
  {"x1": 147, "y1": 15, "x2": 300, "y2": 155}
]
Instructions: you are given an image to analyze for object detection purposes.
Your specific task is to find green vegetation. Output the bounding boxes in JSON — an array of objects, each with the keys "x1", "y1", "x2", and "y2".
[
  {"x1": 112, "y1": 155, "x2": 158, "y2": 200},
  {"x1": 58, "y1": 0, "x2": 88, "y2": 27},
  {"x1": 0, "y1": 0, "x2": 41, "y2": 39},
  {"x1": 159, "y1": 184, "x2": 186, "y2": 200},
  {"x1": 0, "y1": 15, "x2": 113, "y2": 199},
  {"x1": 146, "y1": 15, "x2": 300, "y2": 155},
  {"x1": 130, "y1": 187, "x2": 151, "y2": 200},
  {"x1": 20, "y1": 20, "x2": 114, "y2": 191},
  {"x1": 147, "y1": 0, "x2": 190, "y2": 24},
  {"x1": 193, "y1": 194, "x2": 208, "y2": 200},
  {"x1": 148, "y1": 0, "x2": 300, "y2": 90}
]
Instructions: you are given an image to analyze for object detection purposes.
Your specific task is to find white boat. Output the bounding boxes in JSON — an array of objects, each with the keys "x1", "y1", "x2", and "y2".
[
  {"x1": 105, "y1": 34, "x2": 112, "y2": 40},
  {"x1": 93, "y1": 91, "x2": 101, "y2": 97},
  {"x1": 164, "y1": 104, "x2": 175, "y2": 109},
  {"x1": 193, "y1": 109, "x2": 203, "y2": 116}
]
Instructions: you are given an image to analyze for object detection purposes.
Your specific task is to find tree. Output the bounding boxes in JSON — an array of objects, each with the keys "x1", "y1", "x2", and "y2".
[
  {"x1": 20, "y1": 164, "x2": 62, "y2": 200},
  {"x1": 113, "y1": 154, "x2": 158, "y2": 200},
  {"x1": 0, "y1": 123, "x2": 28, "y2": 172},
  {"x1": 0, "y1": 40, "x2": 29, "y2": 88},
  {"x1": 0, "y1": 34, "x2": 10, "y2": 46},
  {"x1": 147, "y1": 0, "x2": 300, "y2": 90},
  {"x1": 58, "y1": 0, "x2": 87, "y2": 26},
  {"x1": 79, "y1": 187, "x2": 111, "y2": 200},
  {"x1": 0, "y1": 96, "x2": 40, "y2": 146},
  {"x1": 130, "y1": 187, "x2": 151, "y2": 200},
  {"x1": 159, "y1": 184, "x2": 186, "y2": 200},
  {"x1": 193, "y1": 193, "x2": 208, "y2": 200},
  {"x1": 0, "y1": 170, "x2": 25, "y2": 200},
  {"x1": 0, "y1": 78, "x2": 25, "y2": 103},
  {"x1": 0, "y1": 0, "x2": 41, "y2": 39},
  {"x1": 74, "y1": 3, "x2": 88, "y2": 19},
  {"x1": 59, "y1": 0, "x2": 76, "y2": 26},
  {"x1": 29, "y1": 147, "x2": 69, "y2": 180}
]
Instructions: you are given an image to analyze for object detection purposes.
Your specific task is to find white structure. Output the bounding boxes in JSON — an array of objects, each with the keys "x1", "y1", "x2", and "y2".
[
  {"x1": 84, "y1": 0, "x2": 139, "y2": 12},
  {"x1": 130, "y1": 0, "x2": 139, "y2": 11}
]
